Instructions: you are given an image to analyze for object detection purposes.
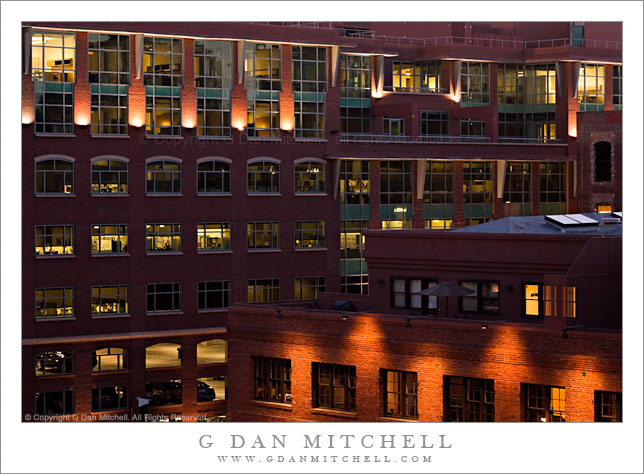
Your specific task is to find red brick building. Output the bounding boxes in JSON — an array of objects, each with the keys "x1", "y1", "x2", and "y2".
[{"x1": 22, "y1": 22, "x2": 621, "y2": 421}]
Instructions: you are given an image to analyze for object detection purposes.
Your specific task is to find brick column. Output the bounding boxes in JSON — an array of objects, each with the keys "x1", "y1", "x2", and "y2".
[
  {"x1": 368, "y1": 160, "x2": 381, "y2": 229},
  {"x1": 531, "y1": 161, "x2": 541, "y2": 215},
  {"x1": 130, "y1": 340, "x2": 147, "y2": 418},
  {"x1": 128, "y1": 35, "x2": 146, "y2": 133},
  {"x1": 452, "y1": 161, "x2": 465, "y2": 228},
  {"x1": 181, "y1": 39, "x2": 197, "y2": 136},
  {"x1": 492, "y1": 161, "x2": 504, "y2": 219},
  {"x1": 73, "y1": 345, "x2": 94, "y2": 419},
  {"x1": 488, "y1": 63, "x2": 499, "y2": 142},
  {"x1": 74, "y1": 32, "x2": 91, "y2": 136},
  {"x1": 230, "y1": 41, "x2": 248, "y2": 139},
  {"x1": 280, "y1": 44, "x2": 295, "y2": 135},
  {"x1": 496, "y1": 381, "x2": 522, "y2": 422},
  {"x1": 603, "y1": 65, "x2": 614, "y2": 111},
  {"x1": 179, "y1": 341, "x2": 198, "y2": 420},
  {"x1": 411, "y1": 160, "x2": 425, "y2": 229}
]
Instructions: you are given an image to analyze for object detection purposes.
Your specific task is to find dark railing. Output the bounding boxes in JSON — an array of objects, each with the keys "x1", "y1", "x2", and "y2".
[{"x1": 384, "y1": 85, "x2": 447, "y2": 95}]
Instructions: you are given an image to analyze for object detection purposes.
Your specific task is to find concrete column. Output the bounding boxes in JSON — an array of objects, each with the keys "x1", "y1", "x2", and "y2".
[
  {"x1": 368, "y1": 160, "x2": 381, "y2": 229},
  {"x1": 412, "y1": 160, "x2": 426, "y2": 229}
]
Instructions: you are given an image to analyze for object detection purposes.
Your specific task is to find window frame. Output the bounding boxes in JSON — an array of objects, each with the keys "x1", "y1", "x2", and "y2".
[
  {"x1": 458, "y1": 280, "x2": 500, "y2": 315},
  {"x1": 35, "y1": 287, "x2": 74, "y2": 319},
  {"x1": 197, "y1": 280, "x2": 232, "y2": 311},
  {"x1": 391, "y1": 277, "x2": 438, "y2": 315},
  {"x1": 35, "y1": 158, "x2": 74, "y2": 195},
  {"x1": 522, "y1": 383, "x2": 566, "y2": 422},
  {"x1": 35, "y1": 390, "x2": 74, "y2": 416},
  {"x1": 91, "y1": 285, "x2": 129, "y2": 316},
  {"x1": 443, "y1": 375, "x2": 495, "y2": 422},
  {"x1": 92, "y1": 385, "x2": 128, "y2": 412},
  {"x1": 420, "y1": 110, "x2": 449, "y2": 136},
  {"x1": 247, "y1": 278, "x2": 280, "y2": 303},
  {"x1": 247, "y1": 159, "x2": 280, "y2": 194},
  {"x1": 247, "y1": 222, "x2": 280, "y2": 250},
  {"x1": 35, "y1": 225, "x2": 74, "y2": 256},
  {"x1": 196, "y1": 222, "x2": 231, "y2": 252},
  {"x1": 253, "y1": 356, "x2": 292, "y2": 404},
  {"x1": 146, "y1": 158, "x2": 182, "y2": 194},
  {"x1": 91, "y1": 157, "x2": 129, "y2": 194},
  {"x1": 196, "y1": 158, "x2": 232, "y2": 194},
  {"x1": 146, "y1": 282, "x2": 182, "y2": 313},
  {"x1": 92, "y1": 347, "x2": 128, "y2": 372},
  {"x1": 594, "y1": 390, "x2": 622, "y2": 422},
  {"x1": 312, "y1": 362, "x2": 357, "y2": 412},
  {"x1": 382, "y1": 369, "x2": 418, "y2": 419},
  {"x1": 294, "y1": 221, "x2": 326, "y2": 249},
  {"x1": 294, "y1": 276, "x2": 326, "y2": 300},
  {"x1": 35, "y1": 351, "x2": 74, "y2": 376},
  {"x1": 294, "y1": 159, "x2": 326, "y2": 194},
  {"x1": 91, "y1": 224, "x2": 129, "y2": 255},
  {"x1": 146, "y1": 223, "x2": 182, "y2": 253}
]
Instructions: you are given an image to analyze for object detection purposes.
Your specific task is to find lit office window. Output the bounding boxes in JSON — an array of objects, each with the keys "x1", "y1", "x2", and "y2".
[
  {"x1": 383, "y1": 370, "x2": 418, "y2": 419},
  {"x1": 294, "y1": 161, "x2": 325, "y2": 193},
  {"x1": 197, "y1": 223, "x2": 231, "y2": 251},
  {"x1": 36, "y1": 288, "x2": 74, "y2": 319},
  {"x1": 293, "y1": 46, "x2": 327, "y2": 139},
  {"x1": 248, "y1": 279, "x2": 280, "y2": 303},
  {"x1": 35, "y1": 159, "x2": 73, "y2": 195},
  {"x1": 523, "y1": 384, "x2": 566, "y2": 422},
  {"x1": 91, "y1": 224, "x2": 128, "y2": 254},
  {"x1": 35, "y1": 351, "x2": 73, "y2": 376},
  {"x1": 146, "y1": 224, "x2": 182, "y2": 252},
  {"x1": 339, "y1": 54, "x2": 371, "y2": 134},
  {"x1": 247, "y1": 222, "x2": 279, "y2": 249},
  {"x1": 392, "y1": 61, "x2": 441, "y2": 93},
  {"x1": 91, "y1": 285, "x2": 129, "y2": 315},
  {"x1": 92, "y1": 347, "x2": 128, "y2": 372},
  {"x1": 295, "y1": 276, "x2": 326, "y2": 300},
  {"x1": 245, "y1": 43, "x2": 281, "y2": 138},
  {"x1": 578, "y1": 64, "x2": 605, "y2": 111},
  {"x1": 35, "y1": 225, "x2": 73, "y2": 256},
  {"x1": 91, "y1": 159, "x2": 128, "y2": 194},
  {"x1": 195, "y1": 40, "x2": 233, "y2": 137},
  {"x1": 294, "y1": 221, "x2": 325, "y2": 248},
  {"x1": 461, "y1": 62, "x2": 489, "y2": 104}
]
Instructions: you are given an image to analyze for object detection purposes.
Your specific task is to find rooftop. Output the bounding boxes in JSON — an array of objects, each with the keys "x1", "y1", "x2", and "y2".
[{"x1": 452, "y1": 213, "x2": 622, "y2": 235}]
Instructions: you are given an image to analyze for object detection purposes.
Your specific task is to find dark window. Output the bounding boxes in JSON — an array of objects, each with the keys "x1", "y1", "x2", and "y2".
[
  {"x1": 253, "y1": 357, "x2": 291, "y2": 403},
  {"x1": 522, "y1": 383, "x2": 566, "y2": 422},
  {"x1": 313, "y1": 363, "x2": 356, "y2": 411},
  {"x1": 539, "y1": 162, "x2": 566, "y2": 214},
  {"x1": 146, "y1": 283, "x2": 182, "y2": 312},
  {"x1": 420, "y1": 110, "x2": 449, "y2": 136},
  {"x1": 92, "y1": 386, "x2": 128, "y2": 411},
  {"x1": 35, "y1": 159, "x2": 74, "y2": 194},
  {"x1": 444, "y1": 376, "x2": 494, "y2": 422},
  {"x1": 35, "y1": 390, "x2": 74, "y2": 415},
  {"x1": 248, "y1": 161, "x2": 280, "y2": 193},
  {"x1": 146, "y1": 160, "x2": 181, "y2": 193},
  {"x1": 594, "y1": 391, "x2": 622, "y2": 422},
  {"x1": 391, "y1": 277, "x2": 438, "y2": 315},
  {"x1": 197, "y1": 160, "x2": 231, "y2": 193},
  {"x1": 144, "y1": 380, "x2": 182, "y2": 406},
  {"x1": 35, "y1": 351, "x2": 73, "y2": 376},
  {"x1": 197, "y1": 281, "x2": 231, "y2": 310},
  {"x1": 459, "y1": 281, "x2": 499, "y2": 314},
  {"x1": 594, "y1": 141, "x2": 612, "y2": 182},
  {"x1": 503, "y1": 162, "x2": 531, "y2": 216},
  {"x1": 294, "y1": 276, "x2": 326, "y2": 300},
  {"x1": 383, "y1": 370, "x2": 418, "y2": 419}
]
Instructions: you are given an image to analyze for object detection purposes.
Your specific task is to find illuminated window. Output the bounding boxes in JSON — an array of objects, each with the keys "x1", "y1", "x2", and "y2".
[
  {"x1": 578, "y1": 64, "x2": 605, "y2": 111},
  {"x1": 36, "y1": 288, "x2": 74, "y2": 319},
  {"x1": 144, "y1": 37, "x2": 182, "y2": 136},
  {"x1": 92, "y1": 347, "x2": 128, "y2": 372},
  {"x1": 340, "y1": 54, "x2": 370, "y2": 134},
  {"x1": 195, "y1": 40, "x2": 232, "y2": 137},
  {"x1": 32, "y1": 31, "x2": 75, "y2": 134},
  {"x1": 523, "y1": 384, "x2": 565, "y2": 422},
  {"x1": 596, "y1": 204, "x2": 612, "y2": 213},
  {"x1": 245, "y1": 43, "x2": 281, "y2": 138},
  {"x1": 383, "y1": 117, "x2": 405, "y2": 136},
  {"x1": 35, "y1": 225, "x2": 73, "y2": 256},
  {"x1": 91, "y1": 285, "x2": 128, "y2": 316},
  {"x1": 254, "y1": 357, "x2": 291, "y2": 404},
  {"x1": 340, "y1": 219, "x2": 369, "y2": 296},
  {"x1": 295, "y1": 161, "x2": 325, "y2": 193},
  {"x1": 295, "y1": 276, "x2": 326, "y2": 300},
  {"x1": 595, "y1": 391, "x2": 622, "y2": 422},
  {"x1": 35, "y1": 390, "x2": 74, "y2": 415},
  {"x1": 612, "y1": 65, "x2": 622, "y2": 110},
  {"x1": 88, "y1": 33, "x2": 129, "y2": 135},
  {"x1": 197, "y1": 159, "x2": 231, "y2": 194},
  {"x1": 294, "y1": 221, "x2": 325, "y2": 248},
  {"x1": 461, "y1": 62, "x2": 489, "y2": 104},
  {"x1": 444, "y1": 376, "x2": 494, "y2": 422},
  {"x1": 197, "y1": 339, "x2": 227, "y2": 364},
  {"x1": 198, "y1": 377, "x2": 226, "y2": 401},
  {"x1": 340, "y1": 160, "x2": 370, "y2": 205},
  {"x1": 391, "y1": 278, "x2": 437, "y2": 315},
  {"x1": 92, "y1": 386, "x2": 127, "y2": 411},
  {"x1": 539, "y1": 162, "x2": 566, "y2": 215},
  {"x1": 197, "y1": 281, "x2": 231, "y2": 310},
  {"x1": 247, "y1": 222, "x2": 279, "y2": 249},
  {"x1": 146, "y1": 283, "x2": 182, "y2": 313},
  {"x1": 424, "y1": 161, "x2": 453, "y2": 229},
  {"x1": 146, "y1": 224, "x2": 182, "y2": 252},
  {"x1": 459, "y1": 281, "x2": 499, "y2": 314},
  {"x1": 91, "y1": 159, "x2": 128, "y2": 194},
  {"x1": 313, "y1": 363, "x2": 356, "y2": 411},
  {"x1": 503, "y1": 162, "x2": 531, "y2": 216},
  {"x1": 91, "y1": 224, "x2": 128, "y2": 254},
  {"x1": 523, "y1": 283, "x2": 542, "y2": 317},
  {"x1": 197, "y1": 223, "x2": 231, "y2": 252},
  {"x1": 248, "y1": 160, "x2": 280, "y2": 193},
  {"x1": 463, "y1": 161, "x2": 493, "y2": 226},
  {"x1": 293, "y1": 46, "x2": 326, "y2": 139},
  {"x1": 594, "y1": 141, "x2": 612, "y2": 182},
  {"x1": 35, "y1": 351, "x2": 73, "y2": 376},
  {"x1": 420, "y1": 111, "x2": 449, "y2": 136},
  {"x1": 381, "y1": 220, "x2": 411, "y2": 230},
  {"x1": 35, "y1": 159, "x2": 73, "y2": 195},
  {"x1": 247, "y1": 279, "x2": 280, "y2": 303},
  {"x1": 146, "y1": 160, "x2": 181, "y2": 193},
  {"x1": 392, "y1": 61, "x2": 442, "y2": 93},
  {"x1": 145, "y1": 343, "x2": 181, "y2": 368},
  {"x1": 144, "y1": 380, "x2": 182, "y2": 406},
  {"x1": 383, "y1": 370, "x2": 418, "y2": 419}
]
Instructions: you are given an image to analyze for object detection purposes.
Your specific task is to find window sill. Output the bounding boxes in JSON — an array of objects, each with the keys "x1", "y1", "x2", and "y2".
[
  {"x1": 247, "y1": 249, "x2": 282, "y2": 253},
  {"x1": 196, "y1": 136, "x2": 233, "y2": 141},
  {"x1": 251, "y1": 400, "x2": 293, "y2": 411},
  {"x1": 197, "y1": 309, "x2": 228, "y2": 314},
  {"x1": 35, "y1": 373, "x2": 75, "y2": 380},
  {"x1": 197, "y1": 399, "x2": 227, "y2": 405},
  {"x1": 294, "y1": 138, "x2": 327, "y2": 143},
  {"x1": 146, "y1": 193, "x2": 183, "y2": 197},
  {"x1": 91, "y1": 253, "x2": 130, "y2": 257},
  {"x1": 35, "y1": 194, "x2": 75, "y2": 198},
  {"x1": 34, "y1": 133, "x2": 76, "y2": 138},
  {"x1": 36, "y1": 317, "x2": 76, "y2": 322},
  {"x1": 144, "y1": 135, "x2": 183, "y2": 140},
  {"x1": 90, "y1": 134, "x2": 129, "y2": 139},
  {"x1": 146, "y1": 251, "x2": 184, "y2": 256},
  {"x1": 246, "y1": 137, "x2": 281, "y2": 142},
  {"x1": 247, "y1": 193, "x2": 281, "y2": 197},
  {"x1": 36, "y1": 254, "x2": 76, "y2": 259},
  {"x1": 294, "y1": 192, "x2": 328, "y2": 197},
  {"x1": 146, "y1": 311, "x2": 183, "y2": 316},
  {"x1": 91, "y1": 193, "x2": 130, "y2": 198},
  {"x1": 295, "y1": 247, "x2": 327, "y2": 252},
  {"x1": 197, "y1": 193, "x2": 232, "y2": 197},
  {"x1": 91, "y1": 313, "x2": 130, "y2": 319},
  {"x1": 311, "y1": 408, "x2": 357, "y2": 419},
  {"x1": 379, "y1": 416, "x2": 418, "y2": 422},
  {"x1": 197, "y1": 250, "x2": 233, "y2": 255},
  {"x1": 91, "y1": 370, "x2": 130, "y2": 376}
]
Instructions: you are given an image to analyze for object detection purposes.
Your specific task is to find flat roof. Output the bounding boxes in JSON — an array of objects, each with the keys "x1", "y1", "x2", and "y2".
[{"x1": 452, "y1": 213, "x2": 622, "y2": 235}]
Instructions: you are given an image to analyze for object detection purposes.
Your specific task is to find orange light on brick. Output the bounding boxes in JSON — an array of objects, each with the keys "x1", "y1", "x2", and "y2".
[
  {"x1": 22, "y1": 109, "x2": 34, "y2": 125},
  {"x1": 568, "y1": 123, "x2": 577, "y2": 138},
  {"x1": 280, "y1": 118, "x2": 294, "y2": 132},
  {"x1": 75, "y1": 112, "x2": 90, "y2": 127},
  {"x1": 182, "y1": 117, "x2": 196, "y2": 129},
  {"x1": 449, "y1": 93, "x2": 461, "y2": 103},
  {"x1": 129, "y1": 112, "x2": 145, "y2": 128}
]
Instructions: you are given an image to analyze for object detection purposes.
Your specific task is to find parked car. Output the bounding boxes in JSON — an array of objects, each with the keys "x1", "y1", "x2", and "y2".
[{"x1": 197, "y1": 381, "x2": 216, "y2": 402}]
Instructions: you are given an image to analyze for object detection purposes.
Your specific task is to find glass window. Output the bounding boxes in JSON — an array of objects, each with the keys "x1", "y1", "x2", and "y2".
[
  {"x1": 254, "y1": 357, "x2": 291, "y2": 403},
  {"x1": 197, "y1": 339, "x2": 227, "y2": 364},
  {"x1": 197, "y1": 160, "x2": 231, "y2": 193},
  {"x1": 92, "y1": 386, "x2": 128, "y2": 411},
  {"x1": 340, "y1": 54, "x2": 371, "y2": 134},
  {"x1": 146, "y1": 224, "x2": 182, "y2": 252},
  {"x1": 459, "y1": 281, "x2": 499, "y2": 314},
  {"x1": 35, "y1": 225, "x2": 73, "y2": 256},
  {"x1": 594, "y1": 141, "x2": 612, "y2": 182},
  {"x1": 145, "y1": 380, "x2": 182, "y2": 406},
  {"x1": 198, "y1": 281, "x2": 231, "y2": 310},
  {"x1": 313, "y1": 363, "x2": 356, "y2": 411},
  {"x1": 424, "y1": 161, "x2": 454, "y2": 229},
  {"x1": 92, "y1": 347, "x2": 128, "y2": 372},
  {"x1": 294, "y1": 221, "x2": 325, "y2": 248},
  {"x1": 383, "y1": 370, "x2": 418, "y2": 419},
  {"x1": 444, "y1": 375, "x2": 495, "y2": 422},
  {"x1": 34, "y1": 82, "x2": 74, "y2": 134},
  {"x1": 595, "y1": 391, "x2": 622, "y2": 422},
  {"x1": 32, "y1": 30, "x2": 76, "y2": 82},
  {"x1": 383, "y1": 117, "x2": 405, "y2": 136},
  {"x1": 392, "y1": 61, "x2": 442, "y2": 93},
  {"x1": 612, "y1": 65, "x2": 622, "y2": 109},
  {"x1": 293, "y1": 46, "x2": 326, "y2": 139},
  {"x1": 380, "y1": 161, "x2": 412, "y2": 205},
  {"x1": 247, "y1": 222, "x2": 279, "y2": 249},
  {"x1": 391, "y1": 278, "x2": 437, "y2": 315},
  {"x1": 420, "y1": 111, "x2": 449, "y2": 136},
  {"x1": 578, "y1": 64, "x2": 605, "y2": 111},
  {"x1": 88, "y1": 33, "x2": 130, "y2": 135},
  {"x1": 295, "y1": 276, "x2": 326, "y2": 300},
  {"x1": 197, "y1": 223, "x2": 231, "y2": 251},
  {"x1": 461, "y1": 62, "x2": 489, "y2": 104},
  {"x1": 145, "y1": 343, "x2": 181, "y2": 368},
  {"x1": 248, "y1": 279, "x2": 280, "y2": 303},
  {"x1": 340, "y1": 160, "x2": 370, "y2": 205},
  {"x1": 91, "y1": 224, "x2": 128, "y2": 254},
  {"x1": 340, "y1": 218, "x2": 369, "y2": 296},
  {"x1": 539, "y1": 162, "x2": 566, "y2": 214},
  {"x1": 91, "y1": 159, "x2": 128, "y2": 194},
  {"x1": 248, "y1": 161, "x2": 279, "y2": 193},
  {"x1": 253, "y1": 357, "x2": 291, "y2": 404},
  {"x1": 245, "y1": 43, "x2": 281, "y2": 138},
  {"x1": 503, "y1": 162, "x2": 531, "y2": 216},
  {"x1": 35, "y1": 351, "x2": 73, "y2": 376},
  {"x1": 460, "y1": 120, "x2": 486, "y2": 137},
  {"x1": 463, "y1": 161, "x2": 493, "y2": 226},
  {"x1": 198, "y1": 377, "x2": 227, "y2": 401},
  {"x1": 36, "y1": 288, "x2": 74, "y2": 319},
  {"x1": 146, "y1": 283, "x2": 182, "y2": 313},
  {"x1": 143, "y1": 37, "x2": 182, "y2": 87},
  {"x1": 523, "y1": 384, "x2": 565, "y2": 422},
  {"x1": 295, "y1": 161, "x2": 325, "y2": 193},
  {"x1": 146, "y1": 160, "x2": 181, "y2": 193},
  {"x1": 195, "y1": 40, "x2": 233, "y2": 137},
  {"x1": 35, "y1": 159, "x2": 73, "y2": 194},
  {"x1": 91, "y1": 285, "x2": 129, "y2": 316},
  {"x1": 35, "y1": 390, "x2": 74, "y2": 415}
]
